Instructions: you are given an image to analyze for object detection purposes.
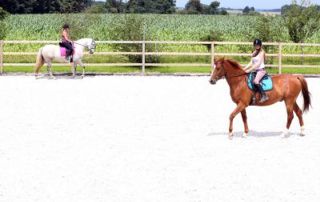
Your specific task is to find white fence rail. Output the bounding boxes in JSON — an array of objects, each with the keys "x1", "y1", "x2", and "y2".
[{"x1": 0, "y1": 40, "x2": 320, "y2": 74}]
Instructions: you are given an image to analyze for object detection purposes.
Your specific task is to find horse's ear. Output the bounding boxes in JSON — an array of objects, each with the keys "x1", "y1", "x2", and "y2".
[{"x1": 214, "y1": 57, "x2": 223, "y2": 63}]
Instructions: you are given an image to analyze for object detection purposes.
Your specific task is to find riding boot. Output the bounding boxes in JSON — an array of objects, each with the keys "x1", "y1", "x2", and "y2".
[
  {"x1": 66, "y1": 49, "x2": 73, "y2": 62},
  {"x1": 256, "y1": 84, "x2": 269, "y2": 103}
]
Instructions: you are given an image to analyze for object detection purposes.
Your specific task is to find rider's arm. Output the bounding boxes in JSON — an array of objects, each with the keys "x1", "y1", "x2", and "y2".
[
  {"x1": 62, "y1": 30, "x2": 71, "y2": 42},
  {"x1": 243, "y1": 60, "x2": 253, "y2": 73}
]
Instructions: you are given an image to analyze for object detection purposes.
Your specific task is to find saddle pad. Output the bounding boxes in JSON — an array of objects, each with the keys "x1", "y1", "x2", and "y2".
[
  {"x1": 60, "y1": 47, "x2": 67, "y2": 57},
  {"x1": 247, "y1": 72, "x2": 273, "y2": 91}
]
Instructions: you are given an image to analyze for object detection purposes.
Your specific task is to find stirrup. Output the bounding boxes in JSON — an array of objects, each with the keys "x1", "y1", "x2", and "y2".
[
  {"x1": 251, "y1": 96, "x2": 256, "y2": 105},
  {"x1": 259, "y1": 95, "x2": 269, "y2": 103}
]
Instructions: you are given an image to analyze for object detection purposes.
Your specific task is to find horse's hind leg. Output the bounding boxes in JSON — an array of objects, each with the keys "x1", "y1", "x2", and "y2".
[
  {"x1": 71, "y1": 62, "x2": 77, "y2": 78},
  {"x1": 293, "y1": 102, "x2": 305, "y2": 136},
  {"x1": 78, "y1": 60, "x2": 86, "y2": 78}
]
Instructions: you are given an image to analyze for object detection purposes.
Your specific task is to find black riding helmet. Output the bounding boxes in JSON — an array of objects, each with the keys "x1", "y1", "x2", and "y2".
[
  {"x1": 62, "y1": 24, "x2": 70, "y2": 29},
  {"x1": 253, "y1": 39, "x2": 262, "y2": 46}
]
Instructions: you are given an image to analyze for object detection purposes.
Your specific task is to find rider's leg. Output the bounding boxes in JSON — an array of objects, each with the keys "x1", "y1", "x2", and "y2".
[
  {"x1": 254, "y1": 69, "x2": 269, "y2": 103},
  {"x1": 66, "y1": 42, "x2": 73, "y2": 62},
  {"x1": 61, "y1": 42, "x2": 73, "y2": 62}
]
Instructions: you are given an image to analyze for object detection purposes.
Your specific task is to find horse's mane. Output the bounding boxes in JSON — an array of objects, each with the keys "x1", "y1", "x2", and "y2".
[{"x1": 215, "y1": 57, "x2": 243, "y2": 70}]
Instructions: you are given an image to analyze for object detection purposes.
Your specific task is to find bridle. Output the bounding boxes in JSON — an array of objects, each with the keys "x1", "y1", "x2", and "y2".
[
  {"x1": 212, "y1": 62, "x2": 247, "y2": 80},
  {"x1": 74, "y1": 40, "x2": 96, "y2": 53}
]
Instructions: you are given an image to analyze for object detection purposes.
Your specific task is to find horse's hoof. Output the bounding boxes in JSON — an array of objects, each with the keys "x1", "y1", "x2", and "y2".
[
  {"x1": 228, "y1": 132, "x2": 233, "y2": 139},
  {"x1": 242, "y1": 133, "x2": 248, "y2": 138},
  {"x1": 35, "y1": 75, "x2": 42, "y2": 79},
  {"x1": 281, "y1": 129, "x2": 289, "y2": 138},
  {"x1": 300, "y1": 126, "x2": 305, "y2": 136}
]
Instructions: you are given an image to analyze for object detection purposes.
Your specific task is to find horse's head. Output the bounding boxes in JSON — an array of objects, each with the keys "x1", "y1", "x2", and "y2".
[
  {"x1": 209, "y1": 57, "x2": 226, "y2": 85},
  {"x1": 88, "y1": 39, "x2": 96, "y2": 54},
  {"x1": 76, "y1": 38, "x2": 96, "y2": 54}
]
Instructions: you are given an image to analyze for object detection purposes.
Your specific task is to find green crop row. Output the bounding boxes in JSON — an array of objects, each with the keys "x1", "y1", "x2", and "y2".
[{"x1": 2, "y1": 14, "x2": 319, "y2": 74}]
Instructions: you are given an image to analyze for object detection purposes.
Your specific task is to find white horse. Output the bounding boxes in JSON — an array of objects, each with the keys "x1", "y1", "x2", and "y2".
[{"x1": 35, "y1": 38, "x2": 96, "y2": 79}]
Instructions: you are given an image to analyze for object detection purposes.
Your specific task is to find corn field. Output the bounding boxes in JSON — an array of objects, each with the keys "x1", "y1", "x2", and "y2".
[{"x1": 2, "y1": 14, "x2": 320, "y2": 68}]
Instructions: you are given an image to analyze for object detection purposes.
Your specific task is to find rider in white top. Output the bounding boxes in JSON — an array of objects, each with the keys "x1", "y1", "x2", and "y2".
[{"x1": 243, "y1": 39, "x2": 269, "y2": 103}]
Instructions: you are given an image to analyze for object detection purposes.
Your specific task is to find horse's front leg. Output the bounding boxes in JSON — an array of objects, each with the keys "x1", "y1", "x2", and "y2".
[
  {"x1": 241, "y1": 109, "x2": 249, "y2": 138},
  {"x1": 229, "y1": 103, "x2": 246, "y2": 138},
  {"x1": 47, "y1": 62, "x2": 55, "y2": 79},
  {"x1": 78, "y1": 60, "x2": 86, "y2": 78}
]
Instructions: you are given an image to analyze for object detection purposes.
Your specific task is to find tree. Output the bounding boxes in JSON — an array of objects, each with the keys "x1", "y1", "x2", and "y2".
[
  {"x1": 106, "y1": 0, "x2": 125, "y2": 13},
  {"x1": 152, "y1": 0, "x2": 176, "y2": 14},
  {"x1": 0, "y1": 6, "x2": 9, "y2": 39},
  {"x1": 86, "y1": 3, "x2": 107, "y2": 13},
  {"x1": 108, "y1": 15, "x2": 145, "y2": 63},
  {"x1": 243, "y1": 6, "x2": 251, "y2": 14},
  {"x1": 62, "y1": 0, "x2": 93, "y2": 13},
  {"x1": 220, "y1": 9, "x2": 228, "y2": 15},
  {"x1": 0, "y1": 0, "x2": 34, "y2": 13},
  {"x1": 33, "y1": 0, "x2": 63, "y2": 13},
  {"x1": 242, "y1": 6, "x2": 258, "y2": 15},
  {"x1": 127, "y1": 0, "x2": 175, "y2": 14},
  {"x1": 282, "y1": 1, "x2": 320, "y2": 43},
  {"x1": 0, "y1": 0, "x2": 93, "y2": 13},
  {"x1": 206, "y1": 1, "x2": 220, "y2": 14},
  {"x1": 185, "y1": 0, "x2": 203, "y2": 14},
  {"x1": 281, "y1": 4, "x2": 291, "y2": 15},
  {"x1": 0, "y1": 0, "x2": 18, "y2": 13},
  {"x1": 0, "y1": 6, "x2": 8, "y2": 19},
  {"x1": 200, "y1": 30, "x2": 224, "y2": 51}
]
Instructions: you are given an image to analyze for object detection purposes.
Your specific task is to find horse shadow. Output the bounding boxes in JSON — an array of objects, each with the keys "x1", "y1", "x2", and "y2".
[
  {"x1": 207, "y1": 130, "x2": 290, "y2": 138},
  {"x1": 36, "y1": 73, "x2": 93, "y2": 80}
]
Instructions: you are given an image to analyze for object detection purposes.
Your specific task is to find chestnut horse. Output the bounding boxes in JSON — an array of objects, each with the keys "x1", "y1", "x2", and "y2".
[{"x1": 209, "y1": 58, "x2": 311, "y2": 138}]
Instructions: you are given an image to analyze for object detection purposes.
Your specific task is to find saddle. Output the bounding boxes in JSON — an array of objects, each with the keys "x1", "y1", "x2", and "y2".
[
  {"x1": 247, "y1": 72, "x2": 273, "y2": 92},
  {"x1": 59, "y1": 42, "x2": 74, "y2": 62}
]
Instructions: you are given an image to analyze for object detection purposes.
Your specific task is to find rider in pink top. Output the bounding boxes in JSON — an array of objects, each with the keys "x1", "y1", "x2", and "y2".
[{"x1": 243, "y1": 39, "x2": 269, "y2": 103}]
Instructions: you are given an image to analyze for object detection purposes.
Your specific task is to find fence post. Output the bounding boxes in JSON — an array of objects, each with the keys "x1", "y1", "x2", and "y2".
[
  {"x1": 211, "y1": 42, "x2": 215, "y2": 68},
  {"x1": 278, "y1": 43, "x2": 282, "y2": 74},
  {"x1": 0, "y1": 40, "x2": 3, "y2": 75},
  {"x1": 142, "y1": 41, "x2": 146, "y2": 75}
]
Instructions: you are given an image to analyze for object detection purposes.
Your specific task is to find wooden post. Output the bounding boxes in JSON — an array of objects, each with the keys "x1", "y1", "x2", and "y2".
[
  {"x1": 0, "y1": 40, "x2": 3, "y2": 74},
  {"x1": 211, "y1": 42, "x2": 215, "y2": 68},
  {"x1": 278, "y1": 43, "x2": 282, "y2": 74},
  {"x1": 142, "y1": 41, "x2": 146, "y2": 75}
]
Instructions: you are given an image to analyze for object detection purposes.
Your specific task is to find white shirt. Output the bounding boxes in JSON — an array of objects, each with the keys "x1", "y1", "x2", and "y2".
[{"x1": 252, "y1": 52, "x2": 265, "y2": 70}]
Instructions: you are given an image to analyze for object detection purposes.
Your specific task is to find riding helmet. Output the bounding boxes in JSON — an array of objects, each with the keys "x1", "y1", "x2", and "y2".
[
  {"x1": 62, "y1": 24, "x2": 70, "y2": 29},
  {"x1": 253, "y1": 39, "x2": 262, "y2": 46}
]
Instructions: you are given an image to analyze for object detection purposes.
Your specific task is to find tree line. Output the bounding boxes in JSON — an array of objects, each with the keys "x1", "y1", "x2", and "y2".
[
  {"x1": 0, "y1": 0, "x2": 227, "y2": 15},
  {"x1": 0, "y1": 0, "x2": 92, "y2": 13},
  {"x1": 96, "y1": 0, "x2": 227, "y2": 15}
]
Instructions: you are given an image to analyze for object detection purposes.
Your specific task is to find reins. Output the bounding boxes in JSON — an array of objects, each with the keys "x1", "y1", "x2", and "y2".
[
  {"x1": 73, "y1": 41, "x2": 88, "y2": 48},
  {"x1": 221, "y1": 64, "x2": 247, "y2": 79}
]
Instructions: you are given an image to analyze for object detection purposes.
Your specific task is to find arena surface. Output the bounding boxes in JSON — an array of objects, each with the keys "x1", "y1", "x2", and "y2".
[{"x1": 0, "y1": 76, "x2": 319, "y2": 202}]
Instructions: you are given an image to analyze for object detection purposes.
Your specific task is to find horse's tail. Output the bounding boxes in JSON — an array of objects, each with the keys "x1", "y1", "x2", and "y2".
[
  {"x1": 297, "y1": 76, "x2": 311, "y2": 113},
  {"x1": 35, "y1": 48, "x2": 44, "y2": 74}
]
